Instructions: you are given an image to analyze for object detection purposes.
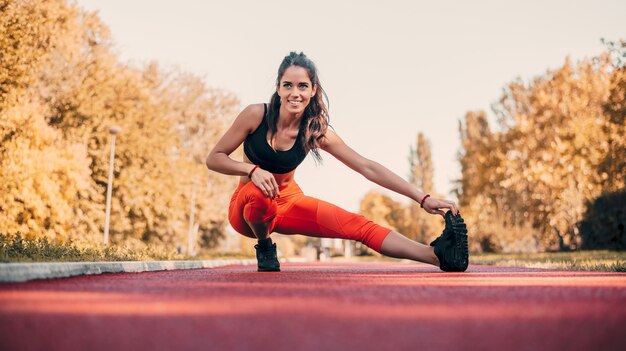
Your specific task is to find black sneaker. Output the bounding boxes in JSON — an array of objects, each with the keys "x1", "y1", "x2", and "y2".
[
  {"x1": 431, "y1": 211, "x2": 469, "y2": 272},
  {"x1": 429, "y1": 211, "x2": 466, "y2": 246},
  {"x1": 429, "y1": 227, "x2": 449, "y2": 248},
  {"x1": 429, "y1": 211, "x2": 452, "y2": 247},
  {"x1": 255, "y1": 237, "x2": 280, "y2": 272}
]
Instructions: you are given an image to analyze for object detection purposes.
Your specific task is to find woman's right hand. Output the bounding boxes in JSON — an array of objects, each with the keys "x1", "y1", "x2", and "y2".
[
  {"x1": 250, "y1": 168, "x2": 280, "y2": 199},
  {"x1": 422, "y1": 196, "x2": 459, "y2": 217}
]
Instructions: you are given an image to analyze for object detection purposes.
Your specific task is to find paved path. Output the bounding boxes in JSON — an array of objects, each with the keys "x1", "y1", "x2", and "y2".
[{"x1": 1, "y1": 262, "x2": 625, "y2": 351}]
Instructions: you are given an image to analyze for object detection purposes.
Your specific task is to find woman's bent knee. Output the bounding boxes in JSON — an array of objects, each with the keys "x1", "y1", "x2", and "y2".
[{"x1": 240, "y1": 182, "x2": 277, "y2": 223}]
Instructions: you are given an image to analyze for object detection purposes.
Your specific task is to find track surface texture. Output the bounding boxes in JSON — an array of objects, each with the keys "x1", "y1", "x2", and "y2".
[{"x1": 1, "y1": 262, "x2": 625, "y2": 351}]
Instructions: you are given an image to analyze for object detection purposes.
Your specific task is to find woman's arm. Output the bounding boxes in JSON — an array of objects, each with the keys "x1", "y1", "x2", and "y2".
[
  {"x1": 206, "y1": 103, "x2": 280, "y2": 198},
  {"x1": 320, "y1": 129, "x2": 459, "y2": 216},
  {"x1": 206, "y1": 104, "x2": 261, "y2": 176}
]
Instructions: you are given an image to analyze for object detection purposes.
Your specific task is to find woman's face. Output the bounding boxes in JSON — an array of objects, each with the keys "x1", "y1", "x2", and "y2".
[{"x1": 277, "y1": 65, "x2": 317, "y2": 115}]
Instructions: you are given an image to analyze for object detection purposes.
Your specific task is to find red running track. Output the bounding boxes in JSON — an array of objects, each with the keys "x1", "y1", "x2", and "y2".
[{"x1": 1, "y1": 262, "x2": 625, "y2": 351}]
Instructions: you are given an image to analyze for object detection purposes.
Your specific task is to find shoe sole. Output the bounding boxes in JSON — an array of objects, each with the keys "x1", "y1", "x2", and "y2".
[
  {"x1": 445, "y1": 212, "x2": 469, "y2": 272},
  {"x1": 258, "y1": 267, "x2": 280, "y2": 272}
]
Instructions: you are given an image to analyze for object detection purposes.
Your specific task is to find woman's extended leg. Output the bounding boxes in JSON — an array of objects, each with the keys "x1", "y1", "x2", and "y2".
[
  {"x1": 273, "y1": 193, "x2": 438, "y2": 267},
  {"x1": 274, "y1": 194, "x2": 390, "y2": 252},
  {"x1": 379, "y1": 231, "x2": 439, "y2": 266},
  {"x1": 229, "y1": 181, "x2": 440, "y2": 267}
]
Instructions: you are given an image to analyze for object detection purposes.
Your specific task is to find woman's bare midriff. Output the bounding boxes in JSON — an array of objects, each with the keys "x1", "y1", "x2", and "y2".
[{"x1": 239, "y1": 154, "x2": 296, "y2": 187}]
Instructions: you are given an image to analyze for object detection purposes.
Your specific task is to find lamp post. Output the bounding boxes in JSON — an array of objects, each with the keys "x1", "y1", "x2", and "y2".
[
  {"x1": 103, "y1": 125, "x2": 122, "y2": 246},
  {"x1": 187, "y1": 179, "x2": 196, "y2": 256},
  {"x1": 177, "y1": 123, "x2": 199, "y2": 256}
]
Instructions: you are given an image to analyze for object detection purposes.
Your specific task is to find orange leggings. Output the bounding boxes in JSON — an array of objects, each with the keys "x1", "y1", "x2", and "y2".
[{"x1": 229, "y1": 181, "x2": 392, "y2": 253}]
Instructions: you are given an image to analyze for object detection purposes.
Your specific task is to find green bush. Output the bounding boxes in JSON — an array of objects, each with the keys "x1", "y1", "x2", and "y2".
[{"x1": 580, "y1": 190, "x2": 626, "y2": 250}]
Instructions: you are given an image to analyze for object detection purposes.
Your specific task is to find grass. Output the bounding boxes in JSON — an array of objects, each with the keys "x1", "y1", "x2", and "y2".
[
  {"x1": 343, "y1": 250, "x2": 626, "y2": 272},
  {"x1": 470, "y1": 250, "x2": 626, "y2": 272},
  {"x1": 3, "y1": 232, "x2": 625, "y2": 272},
  {"x1": 0, "y1": 232, "x2": 253, "y2": 263}
]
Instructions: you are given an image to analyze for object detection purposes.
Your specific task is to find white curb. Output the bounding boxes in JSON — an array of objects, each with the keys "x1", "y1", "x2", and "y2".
[{"x1": 0, "y1": 259, "x2": 259, "y2": 283}]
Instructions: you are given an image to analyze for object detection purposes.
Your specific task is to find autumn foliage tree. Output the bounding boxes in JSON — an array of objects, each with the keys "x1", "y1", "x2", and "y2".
[
  {"x1": 456, "y1": 40, "x2": 626, "y2": 252},
  {"x1": 1, "y1": 0, "x2": 91, "y2": 243},
  {"x1": 407, "y1": 133, "x2": 440, "y2": 243},
  {"x1": 1, "y1": 0, "x2": 239, "y2": 250}
]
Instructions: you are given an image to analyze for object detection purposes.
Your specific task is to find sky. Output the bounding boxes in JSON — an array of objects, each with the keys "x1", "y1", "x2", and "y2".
[{"x1": 76, "y1": 0, "x2": 625, "y2": 212}]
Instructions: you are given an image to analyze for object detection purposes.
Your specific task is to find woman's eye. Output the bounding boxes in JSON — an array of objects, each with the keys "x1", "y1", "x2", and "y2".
[{"x1": 299, "y1": 84, "x2": 308, "y2": 89}]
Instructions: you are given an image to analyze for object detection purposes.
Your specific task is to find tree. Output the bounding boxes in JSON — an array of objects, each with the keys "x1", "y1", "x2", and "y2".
[
  {"x1": 407, "y1": 132, "x2": 440, "y2": 242},
  {"x1": 408, "y1": 132, "x2": 434, "y2": 193},
  {"x1": 599, "y1": 40, "x2": 626, "y2": 192},
  {"x1": 457, "y1": 42, "x2": 625, "y2": 252},
  {"x1": 0, "y1": 0, "x2": 240, "y2": 251},
  {"x1": 0, "y1": 0, "x2": 93, "y2": 242}
]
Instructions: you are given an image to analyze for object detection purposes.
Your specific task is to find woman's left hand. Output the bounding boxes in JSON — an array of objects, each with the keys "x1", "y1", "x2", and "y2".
[{"x1": 422, "y1": 196, "x2": 459, "y2": 217}]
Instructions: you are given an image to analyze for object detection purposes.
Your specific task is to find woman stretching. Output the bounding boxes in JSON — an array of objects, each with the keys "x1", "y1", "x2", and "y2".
[{"x1": 206, "y1": 52, "x2": 468, "y2": 272}]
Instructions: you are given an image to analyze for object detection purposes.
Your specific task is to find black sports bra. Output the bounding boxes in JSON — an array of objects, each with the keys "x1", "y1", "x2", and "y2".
[{"x1": 243, "y1": 104, "x2": 308, "y2": 174}]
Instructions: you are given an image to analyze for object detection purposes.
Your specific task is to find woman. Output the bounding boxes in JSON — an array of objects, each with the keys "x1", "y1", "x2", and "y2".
[{"x1": 206, "y1": 52, "x2": 468, "y2": 272}]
